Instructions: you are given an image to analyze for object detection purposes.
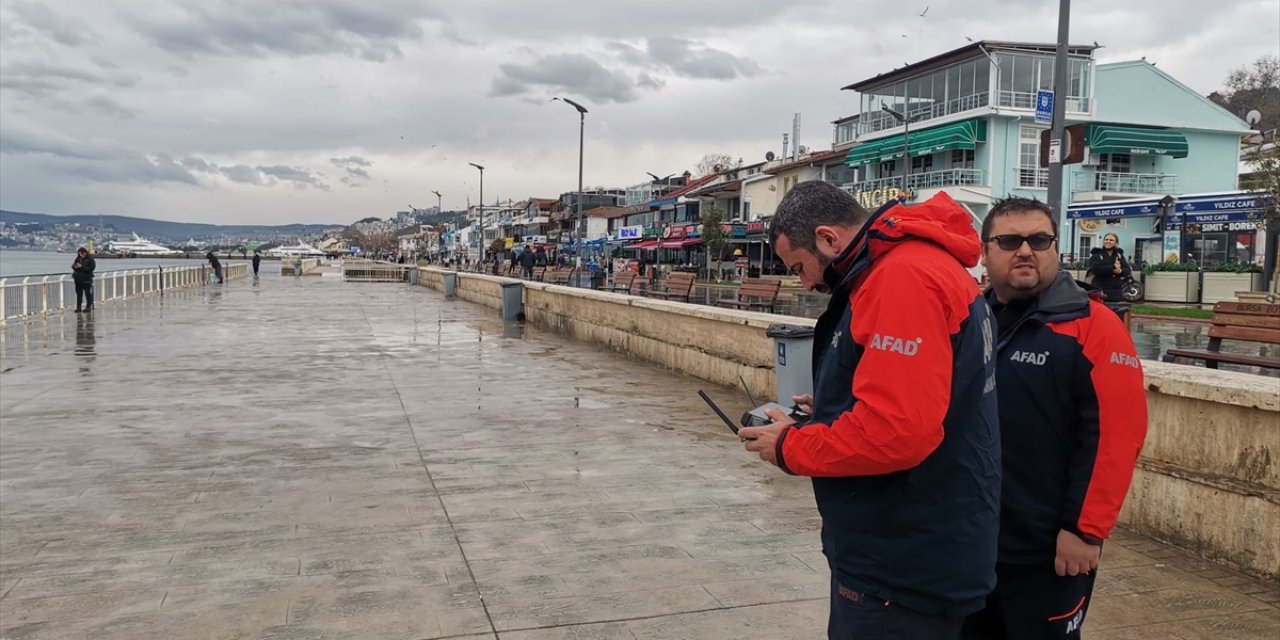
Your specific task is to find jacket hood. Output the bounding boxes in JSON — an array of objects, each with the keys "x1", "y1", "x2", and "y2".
[
  {"x1": 825, "y1": 192, "x2": 982, "y2": 291},
  {"x1": 984, "y1": 270, "x2": 1095, "y2": 318}
]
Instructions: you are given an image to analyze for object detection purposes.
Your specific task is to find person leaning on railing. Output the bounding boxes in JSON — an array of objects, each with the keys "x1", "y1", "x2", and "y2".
[{"x1": 71, "y1": 247, "x2": 96, "y2": 313}]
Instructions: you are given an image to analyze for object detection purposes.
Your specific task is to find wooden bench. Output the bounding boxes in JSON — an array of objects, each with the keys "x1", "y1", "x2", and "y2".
[
  {"x1": 530, "y1": 266, "x2": 547, "y2": 282},
  {"x1": 1163, "y1": 301, "x2": 1280, "y2": 370},
  {"x1": 647, "y1": 272, "x2": 696, "y2": 303},
  {"x1": 717, "y1": 277, "x2": 782, "y2": 313},
  {"x1": 548, "y1": 267, "x2": 576, "y2": 286},
  {"x1": 609, "y1": 271, "x2": 639, "y2": 295}
]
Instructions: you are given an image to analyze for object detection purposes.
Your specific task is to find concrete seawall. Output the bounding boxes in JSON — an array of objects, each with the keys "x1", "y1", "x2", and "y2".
[{"x1": 419, "y1": 267, "x2": 1279, "y2": 579}]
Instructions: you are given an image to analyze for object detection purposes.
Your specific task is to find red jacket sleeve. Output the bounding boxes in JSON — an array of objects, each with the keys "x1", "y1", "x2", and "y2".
[
  {"x1": 778, "y1": 262, "x2": 963, "y2": 478},
  {"x1": 1055, "y1": 301, "x2": 1148, "y2": 541}
]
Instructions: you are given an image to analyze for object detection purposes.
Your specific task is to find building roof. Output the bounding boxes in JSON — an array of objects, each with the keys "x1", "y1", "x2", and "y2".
[
  {"x1": 687, "y1": 179, "x2": 742, "y2": 198},
  {"x1": 841, "y1": 40, "x2": 1098, "y2": 92},
  {"x1": 762, "y1": 149, "x2": 846, "y2": 173},
  {"x1": 530, "y1": 198, "x2": 558, "y2": 208},
  {"x1": 662, "y1": 173, "x2": 721, "y2": 200},
  {"x1": 582, "y1": 206, "x2": 628, "y2": 219}
]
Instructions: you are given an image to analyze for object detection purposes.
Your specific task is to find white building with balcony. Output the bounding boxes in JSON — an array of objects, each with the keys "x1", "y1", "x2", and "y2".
[{"x1": 833, "y1": 41, "x2": 1253, "y2": 264}]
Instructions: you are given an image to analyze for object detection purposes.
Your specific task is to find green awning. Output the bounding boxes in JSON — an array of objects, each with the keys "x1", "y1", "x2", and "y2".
[
  {"x1": 1085, "y1": 124, "x2": 1188, "y2": 158},
  {"x1": 845, "y1": 119, "x2": 987, "y2": 167}
]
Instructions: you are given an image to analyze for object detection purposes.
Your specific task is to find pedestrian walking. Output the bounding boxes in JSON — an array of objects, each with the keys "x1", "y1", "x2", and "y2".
[
  {"x1": 1085, "y1": 233, "x2": 1131, "y2": 303},
  {"x1": 252, "y1": 251, "x2": 261, "y2": 277},
  {"x1": 519, "y1": 243, "x2": 535, "y2": 279},
  {"x1": 962, "y1": 198, "x2": 1147, "y2": 640},
  {"x1": 71, "y1": 247, "x2": 96, "y2": 313},
  {"x1": 738, "y1": 181, "x2": 1000, "y2": 638}
]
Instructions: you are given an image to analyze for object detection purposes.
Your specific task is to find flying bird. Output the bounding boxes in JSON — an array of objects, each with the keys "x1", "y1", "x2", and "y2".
[
  {"x1": 965, "y1": 36, "x2": 974, "y2": 42},
  {"x1": 901, "y1": 34, "x2": 909, "y2": 38},
  {"x1": 918, "y1": 6, "x2": 929, "y2": 16}
]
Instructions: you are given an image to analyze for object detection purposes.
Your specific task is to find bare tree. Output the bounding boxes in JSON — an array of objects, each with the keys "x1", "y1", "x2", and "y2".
[
  {"x1": 1209, "y1": 54, "x2": 1280, "y2": 132},
  {"x1": 700, "y1": 203, "x2": 730, "y2": 282},
  {"x1": 695, "y1": 153, "x2": 734, "y2": 178}
]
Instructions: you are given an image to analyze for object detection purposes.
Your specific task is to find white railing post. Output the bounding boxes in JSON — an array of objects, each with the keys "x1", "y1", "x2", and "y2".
[
  {"x1": 20, "y1": 277, "x2": 31, "y2": 317},
  {"x1": 0, "y1": 277, "x2": 7, "y2": 321}
]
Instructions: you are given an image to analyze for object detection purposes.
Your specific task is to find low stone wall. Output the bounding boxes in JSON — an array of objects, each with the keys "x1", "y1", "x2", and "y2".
[
  {"x1": 1123, "y1": 362, "x2": 1279, "y2": 579},
  {"x1": 418, "y1": 268, "x2": 1278, "y2": 579}
]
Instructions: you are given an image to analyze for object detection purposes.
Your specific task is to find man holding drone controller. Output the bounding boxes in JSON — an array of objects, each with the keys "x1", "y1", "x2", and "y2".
[{"x1": 737, "y1": 181, "x2": 1001, "y2": 639}]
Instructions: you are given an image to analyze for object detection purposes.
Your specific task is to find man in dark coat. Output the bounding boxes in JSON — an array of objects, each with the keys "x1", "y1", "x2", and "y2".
[
  {"x1": 251, "y1": 251, "x2": 261, "y2": 277},
  {"x1": 519, "y1": 243, "x2": 536, "y2": 278},
  {"x1": 71, "y1": 247, "x2": 96, "y2": 312},
  {"x1": 206, "y1": 251, "x2": 223, "y2": 283}
]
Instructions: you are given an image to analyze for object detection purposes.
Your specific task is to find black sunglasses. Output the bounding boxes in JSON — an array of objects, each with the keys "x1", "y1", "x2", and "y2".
[{"x1": 986, "y1": 234, "x2": 1057, "y2": 252}]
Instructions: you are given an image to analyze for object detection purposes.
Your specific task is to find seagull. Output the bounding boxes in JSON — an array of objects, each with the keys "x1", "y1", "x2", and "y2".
[
  {"x1": 965, "y1": 36, "x2": 974, "y2": 42},
  {"x1": 919, "y1": 6, "x2": 929, "y2": 17},
  {"x1": 901, "y1": 33, "x2": 909, "y2": 38}
]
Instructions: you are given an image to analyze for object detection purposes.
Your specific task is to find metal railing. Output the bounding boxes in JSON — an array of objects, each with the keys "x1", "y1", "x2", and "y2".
[
  {"x1": 1018, "y1": 167, "x2": 1050, "y2": 188},
  {"x1": 1072, "y1": 171, "x2": 1178, "y2": 194},
  {"x1": 0, "y1": 263, "x2": 248, "y2": 323},
  {"x1": 341, "y1": 259, "x2": 411, "y2": 282},
  {"x1": 843, "y1": 168, "x2": 985, "y2": 195},
  {"x1": 281, "y1": 258, "x2": 322, "y2": 276}
]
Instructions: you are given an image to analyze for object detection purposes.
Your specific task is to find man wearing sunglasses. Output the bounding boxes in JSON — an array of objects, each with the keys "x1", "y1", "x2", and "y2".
[
  {"x1": 963, "y1": 197, "x2": 1147, "y2": 639},
  {"x1": 740, "y1": 182, "x2": 1000, "y2": 638}
]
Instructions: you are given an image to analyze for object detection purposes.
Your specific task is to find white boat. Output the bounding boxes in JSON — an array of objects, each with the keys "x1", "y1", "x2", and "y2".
[
  {"x1": 265, "y1": 242, "x2": 326, "y2": 258},
  {"x1": 107, "y1": 233, "x2": 175, "y2": 255}
]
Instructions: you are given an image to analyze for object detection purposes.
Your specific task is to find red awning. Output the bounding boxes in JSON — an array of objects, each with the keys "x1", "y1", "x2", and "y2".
[
  {"x1": 661, "y1": 238, "x2": 705, "y2": 249},
  {"x1": 628, "y1": 240, "x2": 660, "y2": 250}
]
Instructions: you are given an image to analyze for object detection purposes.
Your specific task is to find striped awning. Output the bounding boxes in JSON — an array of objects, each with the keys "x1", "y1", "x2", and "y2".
[
  {"x1": 845, "y1": 119, "x2": 987, "y2": 167},
  {"x1": 1085, "y1": 125, "x2": 1189, "y2": 158}
]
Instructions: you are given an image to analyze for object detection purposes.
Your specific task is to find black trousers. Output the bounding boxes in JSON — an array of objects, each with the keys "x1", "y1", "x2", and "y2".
[
  {"x1": 961, "y1": 562, "x2": 1098, "y2": 640},
  {"x1": 75, "y1": 281, "x2": 94, "y2": 310},
  {"x1": 829, "y1": 576, "x2": 963, "y2": 640}
]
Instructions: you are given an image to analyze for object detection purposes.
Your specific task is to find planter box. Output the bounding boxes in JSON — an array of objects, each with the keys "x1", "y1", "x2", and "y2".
[
  {"x1": 1143, "y1": 272, "x2": 1201, "y2": 303},
  {"x1": 1201, "y1": 272, "x2": 1264, "y2": 305}
]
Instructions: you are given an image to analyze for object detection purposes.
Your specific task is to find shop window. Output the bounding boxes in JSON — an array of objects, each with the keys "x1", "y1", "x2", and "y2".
[
  {"x1": 1099, "y1": 153, "x2": 1131, "y2": 174},
  {"x1": 911, "y1": 155, "x2": 934, "y2": 173},
  {"x1": 1078, "y1": 235, "x2": 1094, "y2": 255},
  {"x1": 951, "y1": 149, "x2": 975, "y2": 169},
  {"x1": 1105, "y1": 218, "x2": 1125, "y2": 227},
  {"x1": 878, "y1": 160, "x2": 897, "y2": 179}
]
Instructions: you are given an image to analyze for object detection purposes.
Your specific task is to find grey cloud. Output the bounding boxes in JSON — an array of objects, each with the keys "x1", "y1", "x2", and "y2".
[
  {"x1": 5, "y1": 1, "x2": 100, "y2": 47},
  {"x1": 0, "y1": 125, "x2": 198, "y2": 185},
  {"x1": 220, "y1": 164, "x2": 267, "y2": 185},
  {"x1": 491, "y1": 53, "x2": 643, "y2": 103},
  {"x1": 637, "y1": 73, "x2": 665, "y2": 91},
  {"x1": 329, "y1": 155, "x2": 372, "y2": 167},
  {"x1": 82, "y1": 95, "x2": 138, "y2": 120},
  {"x1": 346, "y1": 166, "x2": 371, "y2": 179},
  {"x1": 128, "y1": 0, "x2": 442, "y2": 62},
  {"x1": 645, "y1": 36, "x2": 760, "y2": 80},
  {"x1": 258, "y1": 164, "x2": 330, "y2": 190},
  {"x1": 181, "y1": 157, "x2": 216, "y2": 172},
  {"x1": 0, "y1": 61, "x2": 139, "y2": 100}
]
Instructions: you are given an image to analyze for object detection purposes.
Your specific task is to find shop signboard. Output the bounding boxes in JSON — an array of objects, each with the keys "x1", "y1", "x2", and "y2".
[{"x1": 618, "y1": 225, "x2": 643, "y2": 240}]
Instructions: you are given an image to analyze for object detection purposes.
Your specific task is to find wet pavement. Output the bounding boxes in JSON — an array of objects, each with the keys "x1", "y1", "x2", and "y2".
[{"x1": 0, "y1": 272, "x2": 1276, "y2": 639}]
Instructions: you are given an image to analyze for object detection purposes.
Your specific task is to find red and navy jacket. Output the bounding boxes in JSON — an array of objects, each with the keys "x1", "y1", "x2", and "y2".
[
  {"x1": 774, "y1": 192, "x2": 1001, "y2": 617},
  {"x1": 985, "y1": 273, "x2": 1147, "y2": 564}
]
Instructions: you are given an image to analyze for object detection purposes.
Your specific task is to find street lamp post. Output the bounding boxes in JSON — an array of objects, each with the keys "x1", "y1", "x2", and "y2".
[
  {"x1": 881, "y1": 105, "x2": 911, "y2": 197},
  {"x1": 431, "y1": 190, "x2": 442, "y2": 215},
  {"x1": 555, "y1": 97, "x2": 588, "y2": 286},
  {"x1": 468, "y1": 163, "x2": 484, "y2": 265}
]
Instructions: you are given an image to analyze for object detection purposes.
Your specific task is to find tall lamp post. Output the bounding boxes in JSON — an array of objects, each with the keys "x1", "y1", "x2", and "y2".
[
  {"x1": 468, "y1": 163, "x2": 485, "y2": 265},
  {"x1": 881, "y1": 105, "x2": 912, "y2": 197},
  {"x1": 431, "y1": 190, "x2": 442, "y2": 214},
  {"x1": 554, "y1": 97, "x2": 588, "y2": 285}
]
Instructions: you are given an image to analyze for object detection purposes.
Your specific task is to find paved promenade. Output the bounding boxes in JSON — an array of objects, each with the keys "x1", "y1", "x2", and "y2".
[{"x1": 0, "y1": 272, "x2": 1276, "y2": 639}]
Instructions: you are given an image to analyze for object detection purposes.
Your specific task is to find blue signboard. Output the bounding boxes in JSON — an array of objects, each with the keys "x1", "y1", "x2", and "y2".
[
  {"x1": 1067, "y1": 192, "x2": 1269, "y2": 221},
  {"x1": 1035, "y1": 90, "x2": 1054, "y2": 125}
]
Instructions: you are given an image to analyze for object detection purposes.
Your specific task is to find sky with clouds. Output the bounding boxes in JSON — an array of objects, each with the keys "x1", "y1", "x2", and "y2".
[{"x1": 1, "y1": 0, "x2": 1276, "y2": 225}]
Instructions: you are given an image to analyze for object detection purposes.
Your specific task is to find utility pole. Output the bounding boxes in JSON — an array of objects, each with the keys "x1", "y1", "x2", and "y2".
[
  {"x1": 1046, "y1": 0, "x2": 1072, "y2": 224},
  {"x1": 555, "y1": 97, "x2": 589, "y2": 286},
  {"x1": 881, "y1": 105, "x2": 912, "y2": 197},
  {"x1": 469, "y1": 163, "x2": 485, "y2": 264},
  {"x1": 432, "y1": 190, "x2": 442, "y2": 215}
]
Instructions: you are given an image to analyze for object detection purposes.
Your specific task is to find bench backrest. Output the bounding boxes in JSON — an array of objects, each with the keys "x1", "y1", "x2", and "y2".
[
  {"x1": 550, "y1": 267, "x2": 575, "y2": 283},
  {"x1": 531, "y1": 266, "x2": 547, "y2": 280},
  {"x1": 612, "y1": 271, "x2": 638, "y2": 293},
  {"x1": 1208, "y1": 302, "x2": 1280, "y2": 344},
  {"x1": 737, "y1": 277, "x2": 781, "y2": 300},
  {"x1": 663, "y1": 272, "x2": 696, "y2": 295}
]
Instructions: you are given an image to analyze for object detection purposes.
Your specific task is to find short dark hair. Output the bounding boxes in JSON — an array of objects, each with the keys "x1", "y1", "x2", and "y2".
[
  {"x1": 768, "y1": 181, "x2": 870, "y2": 251},
  {"x1": 981, "y1": 196, "x2": 1056, "y2": 241}
]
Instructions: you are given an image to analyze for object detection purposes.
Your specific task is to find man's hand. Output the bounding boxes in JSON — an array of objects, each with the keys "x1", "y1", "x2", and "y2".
[
  {"x1": 1055, "y1": 529, "x2": 1101, "y2": 577},
  {"x1": 738, "y1": 408, "x2": 796, "y2": 466},
  {"x1": 792, "y1": 393, "x2": 814, "y2": 415}
]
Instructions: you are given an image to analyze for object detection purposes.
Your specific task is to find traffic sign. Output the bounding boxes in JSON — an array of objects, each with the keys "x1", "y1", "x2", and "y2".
[{"x1": 1035, "y1": 90, "x2": 1054, "y2": 125}]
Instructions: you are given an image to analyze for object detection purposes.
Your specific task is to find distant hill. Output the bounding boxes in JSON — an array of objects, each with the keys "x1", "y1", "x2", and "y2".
[{"x1": 0, "y1": 210, "x2": 342, "y2": 242}]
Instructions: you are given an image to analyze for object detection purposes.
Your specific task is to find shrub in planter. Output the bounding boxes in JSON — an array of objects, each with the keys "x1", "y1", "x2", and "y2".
[
  {"x1": 1141, "y1": 260, "x2": 1199, "y2": 275},
  {"x1": 1206, "y1": 261, "x2": 1263, "y2": 273}
]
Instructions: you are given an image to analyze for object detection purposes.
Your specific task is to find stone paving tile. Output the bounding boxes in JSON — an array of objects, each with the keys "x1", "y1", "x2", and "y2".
[{"x1": 1, "y1": 273, "x2": 1276, "y2": 639}]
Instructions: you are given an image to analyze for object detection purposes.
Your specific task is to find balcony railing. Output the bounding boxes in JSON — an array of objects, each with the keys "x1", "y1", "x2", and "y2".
[
  {"x1": 842, "y1": 168, "x2": 986, "y2": 195},
  {"x1": 858, "y1": 93, "x2": 991, "y2": 136},
  {"x1": 996, "y1": 91, "x2": 1089, "y2": 113},
  {"x1": 1072, "y1": 171, "x2": 1178, "y2": 195},
  {"x1": 1018, "y1": 167, "x2": 1050, "y2": 189}
]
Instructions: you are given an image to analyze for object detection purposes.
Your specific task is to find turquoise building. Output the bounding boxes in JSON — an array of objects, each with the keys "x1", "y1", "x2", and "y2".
[{"x1": 834, "y1": 41, "x2": 1256, "y2": 267}]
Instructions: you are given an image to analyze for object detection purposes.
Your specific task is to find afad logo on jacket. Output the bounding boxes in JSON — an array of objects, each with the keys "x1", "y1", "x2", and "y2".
[{"x1": 868, "y1": 333, "x2": 922, "y2": 356}]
